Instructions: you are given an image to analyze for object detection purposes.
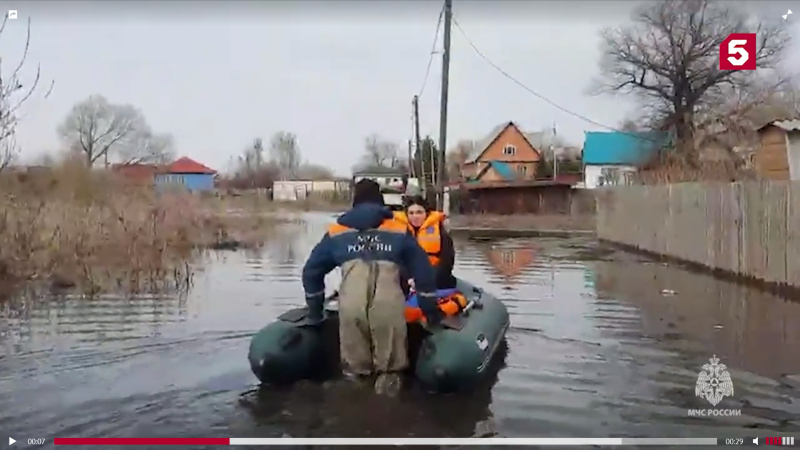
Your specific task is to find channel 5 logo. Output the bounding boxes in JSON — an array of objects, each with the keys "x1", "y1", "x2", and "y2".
[{"x1": 719, "y1": 33, "x2": 757, "y2": 70}]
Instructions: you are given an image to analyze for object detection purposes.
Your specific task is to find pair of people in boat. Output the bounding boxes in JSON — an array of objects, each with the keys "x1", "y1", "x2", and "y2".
[{"x1": 301, "y1": 179, "x2": 462, "y2": 395}]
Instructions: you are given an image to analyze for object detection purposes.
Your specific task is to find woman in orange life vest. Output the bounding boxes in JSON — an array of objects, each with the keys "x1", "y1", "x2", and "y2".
[
  {"x1": 394, "y1": 195, "x2": 465, "y2": 324},
  {"x1": 394, "y1": 195, "x2": 458, "y2": 290}
]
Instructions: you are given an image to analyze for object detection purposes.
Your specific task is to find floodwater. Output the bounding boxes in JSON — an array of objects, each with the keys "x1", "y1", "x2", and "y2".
[{"x1": 1, "y1": 211, "x2": 799, "y2": 448}]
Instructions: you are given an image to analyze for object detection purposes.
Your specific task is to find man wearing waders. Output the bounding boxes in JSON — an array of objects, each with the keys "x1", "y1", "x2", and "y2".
[{"x1": 301, "y1": 179, "x2": 441, "y2": 395}]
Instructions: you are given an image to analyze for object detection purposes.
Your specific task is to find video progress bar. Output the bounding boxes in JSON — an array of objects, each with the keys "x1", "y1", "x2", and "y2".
[{"x1": 52, "y1": 437, "x2": 722, "y2": 446}]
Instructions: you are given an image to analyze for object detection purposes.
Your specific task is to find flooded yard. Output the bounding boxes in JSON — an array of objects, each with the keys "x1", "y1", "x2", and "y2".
[{"x1": 1, "y1": 212, "x2": 798, "y2": 448}]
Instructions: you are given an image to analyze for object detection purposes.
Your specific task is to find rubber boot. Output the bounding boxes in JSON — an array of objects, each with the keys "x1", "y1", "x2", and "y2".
[{"x1": 374, "y1": 372, "x2": 402, "y2": 397}]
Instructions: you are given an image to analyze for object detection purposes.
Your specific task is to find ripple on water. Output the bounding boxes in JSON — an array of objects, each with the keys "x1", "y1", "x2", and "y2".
[{"x1": 1, "y1": 215, "x2": 799, "y2": 446}]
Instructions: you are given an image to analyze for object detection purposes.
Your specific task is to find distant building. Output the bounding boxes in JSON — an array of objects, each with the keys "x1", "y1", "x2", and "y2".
[
  {"x1": 460, "y1": 121, "x2": 542, "y2": 182},
  {"x1": 755, "y1": 119, "x2": 800, "y2": 181},
  {"x1": 272, "y1": 179, "x2": 350, "y2": 201},
  {"x1": 581, "y1": 131, "x2": 665, "y2": 189},
  {"x1": 352, "y1": 167, "x2": 406, "y2": 189},
  {"x1": 154, "y1": 157, "x2": 217, "y2": 192},
  {"x1": 111, "y1": 163, "x2": 161, "y2": 186}
]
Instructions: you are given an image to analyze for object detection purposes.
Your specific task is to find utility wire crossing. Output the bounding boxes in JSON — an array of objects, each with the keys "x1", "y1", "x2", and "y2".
[
  {"x1": 451, "y1": 17, "x2": 658, "y2": 142},
  {"x1": 417, "y1": 3, "x2": 445, "y2": 99}
]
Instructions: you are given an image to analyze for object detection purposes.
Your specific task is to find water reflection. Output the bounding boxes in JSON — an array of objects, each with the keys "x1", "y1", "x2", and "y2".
[
  {"x1": 1, "y1": 215, "x2": 799, "y2": 447},
  {"x1": 0, "y1": 293, "x2": 188, "y2": 357},
  {"x1": 484, "y1": 243, "x2": 538, "y2": 284},
  {"x1": 593, "y1": 251, "x2": 800, "y2": 379}
]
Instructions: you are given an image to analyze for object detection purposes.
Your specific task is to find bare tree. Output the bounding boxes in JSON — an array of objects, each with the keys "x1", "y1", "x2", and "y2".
[
  {"x1": 618, "y1": 118, "x2": 644, "y2": 132},
  {"x1": 269, "y1": 131, "x2": 301, "y2": 179},
  {"x1": 58, "y1": 95, "x2": 172, "y2": 166},
  {"x1": 700, "y1": 75, "x2": 800, "y2": 130},
  {"x1": 297, "y1": 162, "x2": 334, "y2": 180},
  {"x1": 252, "y1": 138, "x2": 265, "y2": 167},
  {"x1": 219, "y1": 138, "x2": 279, "y2": 190},
  {"x1": 119, "y1": 129, "x2": 175, "y2": 165},
  {"x1": 447, "y1": 140, "x2": 477, "y2": 180},
  {"x1": 362, "y1": 134, "x2": 400, "y2": 168},
  {"x1": 689, "y1": 74, "x2": 800, "y2": 161},
  {"x1": 0, "y1": 15, "x2": 52, "y2": 171},
  {"x1": 595, "y1": 0, "x2": 790, "y2": 162}
]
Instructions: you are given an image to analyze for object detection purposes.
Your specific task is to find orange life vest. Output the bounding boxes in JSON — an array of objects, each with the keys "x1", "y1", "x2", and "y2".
[
  {"x1": 393, "y1": 211, "x2": 446, "y2": 266},
  {"x1": 327, "y1": 218, "x2": 409, "y2": 237},
  {"x1": 392, "y1": 211, "x2": 412, "y2": 232},
  {"x1": 404, "y1": 292, "x2": 469, "y2": 324}
]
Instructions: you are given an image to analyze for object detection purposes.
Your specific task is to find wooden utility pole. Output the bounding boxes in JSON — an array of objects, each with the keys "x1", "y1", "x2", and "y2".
[
  {"x1": 436, "y1": 0, "x2": 452, "y2": 209},
  {"x1": 552, "y1": 121, "x2": 558, "y2": 179},
  {"x1": 413, "y1": 94, "x2": 422, "y2": 167},
  {"x1": 413, "y1": 94, "x2": 429, "y2": 198},
  {"x1": 407, "y1": 139, "x2": 413, "y2": 179}
]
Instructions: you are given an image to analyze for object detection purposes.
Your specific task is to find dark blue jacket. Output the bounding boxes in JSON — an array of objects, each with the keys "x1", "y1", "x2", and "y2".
[{"x1": 301, "y1": 203, "x2": 438, "y2": 316}]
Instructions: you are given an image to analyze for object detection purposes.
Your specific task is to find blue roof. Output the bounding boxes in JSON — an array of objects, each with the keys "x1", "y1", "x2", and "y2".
[
  {"x1": 488, "y1": 161, "x2": 516, "y2": 181},
  {"x1": 583, "y1": 131, "x2": 667, "y2": 166}
]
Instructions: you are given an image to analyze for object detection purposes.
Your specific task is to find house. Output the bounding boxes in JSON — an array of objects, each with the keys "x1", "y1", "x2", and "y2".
[
  {"x1": 352, "y1": 167, "x2": 406, "y2": 189},
  {"x1": 460, "y1": 121, "x2": 542, "y2": 182},
  {"x1": 755, "y1": 119, "x2": 800, "y2": 181},
  {"x1": 273, "y1": 179, "x2": 350, "y2": 201},
  {"x1": 111, "y1": 163, "x2": 161, "y2": 186},
  {"x1": 582, "y1": 131, "x2": 665, "y2": 189},
  {"x1": 154, "y1": 157, "x2": 217, "y2": 192}
]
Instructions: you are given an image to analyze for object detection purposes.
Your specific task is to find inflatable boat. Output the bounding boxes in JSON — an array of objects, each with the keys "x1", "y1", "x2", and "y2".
[{"x1": 247, "y1": 279, "x2": 509, "y2": 393}]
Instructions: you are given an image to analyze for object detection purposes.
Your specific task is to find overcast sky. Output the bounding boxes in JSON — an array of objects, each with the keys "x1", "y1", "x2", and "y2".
[{"x1": 2, "y1": 0, "x2": 798, "y2": 176}]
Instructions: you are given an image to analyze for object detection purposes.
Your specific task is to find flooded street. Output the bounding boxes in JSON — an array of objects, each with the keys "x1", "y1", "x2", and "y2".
[{"x1": 2, "y1": 212, "x2": 799, "y2": 448}]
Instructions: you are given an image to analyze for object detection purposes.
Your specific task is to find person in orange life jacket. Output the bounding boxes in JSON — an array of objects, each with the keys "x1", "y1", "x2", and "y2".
[
  {"x1": 301, "y1": 179, "x2": 442, "y2": 395},
  {"x1": 394, "y1": 195, "x2": 457, "y2": 293}
]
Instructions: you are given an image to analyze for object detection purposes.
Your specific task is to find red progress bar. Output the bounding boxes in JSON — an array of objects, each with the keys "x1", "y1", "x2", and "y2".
[{"x1": 54, "y1": 438, "x2": 231, "y2": 445}]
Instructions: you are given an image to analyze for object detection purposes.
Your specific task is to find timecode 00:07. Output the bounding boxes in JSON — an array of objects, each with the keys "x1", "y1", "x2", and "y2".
[{"x1": 28, "y1": 438, "x2": 46, "y2": 445}]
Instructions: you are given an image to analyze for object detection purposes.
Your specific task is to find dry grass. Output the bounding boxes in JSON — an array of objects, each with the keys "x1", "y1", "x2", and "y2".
[
  {"x1": 636, "y1": 152, "x2": 756, "y2": 185},
  {"x1": 0, "y1": 161, "x2": 281, "y2": 298}
]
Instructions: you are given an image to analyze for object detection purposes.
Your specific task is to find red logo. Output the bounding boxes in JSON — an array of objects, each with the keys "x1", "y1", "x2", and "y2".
[{"x1": 719, "y1": 33, "x2": 757, "y2": 70}]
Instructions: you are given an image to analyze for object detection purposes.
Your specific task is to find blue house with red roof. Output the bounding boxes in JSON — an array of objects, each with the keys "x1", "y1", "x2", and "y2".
[{"x1": 154, "y1": 157, "x2": 217, "y2": 192}]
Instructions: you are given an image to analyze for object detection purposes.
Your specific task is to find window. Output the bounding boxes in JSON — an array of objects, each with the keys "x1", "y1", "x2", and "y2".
[
  {"x1": 161, "y1": 174, "x2": 185, "y2": 185},
  {"x1": 501, "y1": 250, "x2": 516, "y2": 265},
  {"x1": 599, "y1": 168, "x2": 619, "y2": 186},
  {"x1": 503, "y1": 144, "x2": 516, "y2": 156},
  {"x1": 517, "y1": 165, "x2": 527, "y2": 174},
  {"x1": 599, "y1": 167, "x2": 636, "y2": 187}
]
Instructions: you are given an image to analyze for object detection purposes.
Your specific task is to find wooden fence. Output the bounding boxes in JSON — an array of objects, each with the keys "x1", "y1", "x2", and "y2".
[{"x1": 596, "y1": 181, "x2": 800, "y2": 287}]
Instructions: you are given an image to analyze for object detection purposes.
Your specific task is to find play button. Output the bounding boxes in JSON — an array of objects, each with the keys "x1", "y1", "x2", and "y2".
[{"x1": 8, "y1": 437, "x2": 15, "y2": 445}]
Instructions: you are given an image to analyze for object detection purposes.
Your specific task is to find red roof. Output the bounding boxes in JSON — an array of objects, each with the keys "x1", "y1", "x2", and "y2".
[{"x1": 166, "y1": 157, "x2": 216, "y2": 174}]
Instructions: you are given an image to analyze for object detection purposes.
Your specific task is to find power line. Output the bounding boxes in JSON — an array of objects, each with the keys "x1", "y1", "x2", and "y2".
[
  {"x1": 417, "y1": 3, "x2": 445, "y2": 99},
  {"x1": 451, "y1": 17, "x2": 657, "y2": 142}
]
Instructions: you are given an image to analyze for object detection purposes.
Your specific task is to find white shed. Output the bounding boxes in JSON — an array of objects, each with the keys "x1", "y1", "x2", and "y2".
[{"x1": 273, "y1": 180, "x2": 313, "y2": 201}]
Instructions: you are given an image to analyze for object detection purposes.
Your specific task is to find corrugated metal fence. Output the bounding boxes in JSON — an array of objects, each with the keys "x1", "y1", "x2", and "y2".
[{"x1": 596, "y1": 182, "x2": 800, "y2": 287}]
